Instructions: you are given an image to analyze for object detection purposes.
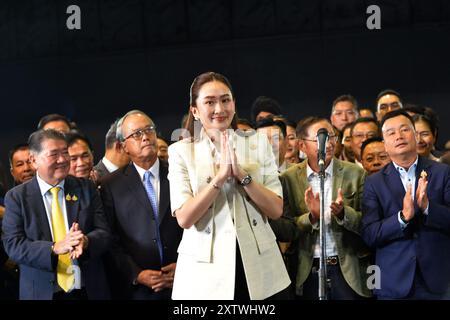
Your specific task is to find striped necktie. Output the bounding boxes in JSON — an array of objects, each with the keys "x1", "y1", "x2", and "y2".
[{"x1": 143, "y1": 171, "x2": 163, "y2": 263}]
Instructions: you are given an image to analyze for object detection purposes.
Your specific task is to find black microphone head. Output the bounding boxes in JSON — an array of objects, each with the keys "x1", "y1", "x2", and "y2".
[{"x1": 316, "y1": 128, "x2": 329, "y2": 137}]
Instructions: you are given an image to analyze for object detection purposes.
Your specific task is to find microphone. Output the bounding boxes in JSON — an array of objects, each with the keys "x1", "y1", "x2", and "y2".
[{"x1": 316, "y1": 128, "x2": 329, "y2": 167}]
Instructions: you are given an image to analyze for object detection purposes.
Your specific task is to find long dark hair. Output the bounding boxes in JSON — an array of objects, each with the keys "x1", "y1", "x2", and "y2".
[{"x1": 185, "y1": 72, "x2": 238, "y2": 139}]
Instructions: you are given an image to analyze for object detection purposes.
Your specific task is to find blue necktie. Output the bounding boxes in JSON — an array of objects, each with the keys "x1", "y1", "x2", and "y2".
[{"x1": 143, "y1": 171, "x2": 164, "y2": 263}]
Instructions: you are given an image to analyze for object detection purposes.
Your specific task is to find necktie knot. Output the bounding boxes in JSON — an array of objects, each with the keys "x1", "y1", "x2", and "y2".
[{"x1": 50, "y1": 186, "x2": 60, "y2": 197}]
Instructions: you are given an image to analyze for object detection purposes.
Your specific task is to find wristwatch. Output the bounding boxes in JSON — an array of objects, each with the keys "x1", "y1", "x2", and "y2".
[{"x1": 239, "y1": 175, "x2": 252, "y2": 186}]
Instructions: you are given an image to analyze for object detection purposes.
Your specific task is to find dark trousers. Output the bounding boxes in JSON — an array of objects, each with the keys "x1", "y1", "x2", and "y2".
[
  {"x1": 53, "y1": 288, "x2": 88, "y2": 300},
  {"x1": 297, "y1": 258, "x2": 362, "y2": 300}
]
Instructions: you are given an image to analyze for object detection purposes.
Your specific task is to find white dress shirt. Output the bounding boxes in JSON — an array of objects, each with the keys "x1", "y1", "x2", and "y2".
[
  {"x1": 134, "y1": 158, "x2": 160, "y2": 207},
  {"x1": 36, "y1": 174, "x2": 81, "y2": 292}
]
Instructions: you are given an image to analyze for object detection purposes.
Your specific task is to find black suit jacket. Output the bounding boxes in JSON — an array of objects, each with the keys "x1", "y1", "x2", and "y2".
[
  {"x1": 1, "y1": 176, "x2": 111, "y2": 300},
  {"x1": 99, "y1": 160, "x2": 182, "y2": 299},
  {"x1": 93, "y1": 159, "x2": 110, "y2": 180}
]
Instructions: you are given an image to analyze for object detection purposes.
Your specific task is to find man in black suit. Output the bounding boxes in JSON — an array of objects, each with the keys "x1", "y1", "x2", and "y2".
[
  {"x1": 2, "y1": 129, "x2": 111, "y2": 300},
  {"x1": 100, "y1": 110, "x2": 182, "y2": 300},
  {"x1": 94, "y1": 119, "x2": 130, "y2": 180}
]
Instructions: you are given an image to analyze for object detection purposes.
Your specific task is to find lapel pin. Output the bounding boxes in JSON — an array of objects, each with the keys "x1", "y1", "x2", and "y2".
[
  {"x1": 72, "y1": 195, "x2": 78, "y2": 201},
  {"x1": 420, "y1": 170, "x2": 427, "y2": 180},
  {"x1": 66, "y1": 194, "x2": 72, "y2": 201}
]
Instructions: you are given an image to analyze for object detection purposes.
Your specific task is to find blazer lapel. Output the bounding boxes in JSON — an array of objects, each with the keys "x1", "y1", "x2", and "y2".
[
  {"x1": 27, "y1": 178, "x2": 52, "y2": 241},
  {"x1": 63, "y1": 177, "x2": 81, "y2": 226},
  {"x1": 415, "y1": 156, "x2": 432, "y2": 191},
  {"x1": 383, "y1": 163, "x2": 406, "y2": 212},
  {"x1": 295, "y1": 161, "x2": 311, "y2": 213},
  {"x1": 194, "y1": 134, "x2": 216, "y2": 196},
  {"x1": 158, "y1": 163, "x2": 170, "y2": 226},
  {"x1": 123, "y1": 164, "x2": 154, "y2": 214}
]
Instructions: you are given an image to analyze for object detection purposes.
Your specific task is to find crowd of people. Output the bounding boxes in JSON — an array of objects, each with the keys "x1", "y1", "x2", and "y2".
[{"x1": 0, "y1": 71, "x2": 449, "y2": 300}]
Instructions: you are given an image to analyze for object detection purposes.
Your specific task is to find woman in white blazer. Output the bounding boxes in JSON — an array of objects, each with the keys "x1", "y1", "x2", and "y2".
[{"x1": 168, "y1": 72, "x2": 290, "y2": 300}]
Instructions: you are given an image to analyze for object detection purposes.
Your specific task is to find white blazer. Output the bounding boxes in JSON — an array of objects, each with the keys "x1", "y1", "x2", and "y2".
[{"x1": 168, "y1": 128, "x2": 290, "y2": 300}]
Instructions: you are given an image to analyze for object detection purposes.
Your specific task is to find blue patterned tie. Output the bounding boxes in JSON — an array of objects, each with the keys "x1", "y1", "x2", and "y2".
[{"x1": 143, "y1": 171, "x2": 163, "y2": 263}]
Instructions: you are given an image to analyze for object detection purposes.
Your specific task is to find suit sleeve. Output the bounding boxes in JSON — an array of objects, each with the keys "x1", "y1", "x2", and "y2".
[
  {"x1": 423, "y1": 165, "x2": 450, "y2": 234},
  {"x1": 336, "y1": 170, "x2": 367, "y2": 235},
  {"x1": 269, "y1": 176, "x2": 299, "y2": 242},
  {"x1": 100, "y1": 181, "x2": 142, "y2": 284},
  {"x1": 167, "y1": 143, "x2": 194, "y2": 216},
  {"x1": 1, "y1": 190, "x2": 55, "y2": 272},
  {"x1": 82, "y1": 181, "x2": 112, "y2": 259},
  {"x1": 361, "y1": 177, "x2": 406, "y2": 249}
]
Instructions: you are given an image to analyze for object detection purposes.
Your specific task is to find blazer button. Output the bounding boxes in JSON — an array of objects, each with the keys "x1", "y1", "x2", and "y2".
[
  {"x1": 49, "y1": 280, "x2": 55, "y2": 284},
  {"x1": 152, "y1": 238, "x2": 157, "y2": 242},
  {"x1": 205, "y1": 227, "x2": 211, "y2": 234},
  {"x1": 252, "y1": 219, "x2": 257, "y2": 226}
]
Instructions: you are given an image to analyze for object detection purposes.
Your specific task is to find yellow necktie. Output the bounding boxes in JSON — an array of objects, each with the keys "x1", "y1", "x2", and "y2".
[{"x1": 50, "y1": 186, "x2": 74, "y2": 292}]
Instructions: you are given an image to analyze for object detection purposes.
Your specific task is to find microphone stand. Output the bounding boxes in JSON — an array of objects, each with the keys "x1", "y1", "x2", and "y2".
[{"x1": 318, "y1": 158, "x2": 328, "y2": 300}]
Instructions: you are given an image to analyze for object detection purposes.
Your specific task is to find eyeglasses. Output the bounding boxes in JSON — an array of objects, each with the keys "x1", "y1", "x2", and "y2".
[
  {"x1": 352, "y1": 131, "x2": 378, "y2": 140},
  {"x1": 302, "y1": 134, "x2": 338, "y2": 143},
  {"x1": 124, "y1": 126, "x2": 156, "y2": 141},
  {"x1": 378, "y1": 101, "x2": 402, "y2": 112}
]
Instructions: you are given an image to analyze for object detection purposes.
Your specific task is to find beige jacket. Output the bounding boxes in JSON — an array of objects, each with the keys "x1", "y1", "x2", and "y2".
[{"x1": 168, "y1": 129, "x2": 290, "y2": 300}]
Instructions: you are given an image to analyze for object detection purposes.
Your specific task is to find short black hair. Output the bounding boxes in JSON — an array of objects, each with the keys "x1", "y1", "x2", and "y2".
[
  {"x1": 66, "y1": 131, "x2": 94, "y2": 152},
  {"x1": 37, "y1": 113, "x2": 72, "y2": 130},
  {"x1": 332, "y1": 94, "x2": 358, "y2": 112},
  {"x1": 9, "y1": 143, "x2": 29, "y2": 167},
  {"x1": 380, "y1": 109, "x2": 415, "y2": 130},
  {"x1": 361, "y1": 137, "x2": 384, "y2": 159},
  {"x1": 283, "y1": 119, "x2": 297, "y2": 130},
  {"x1": 296, "y1": 117, "x2": 332, "y2": 139},
  {"x1": 376, "y1": 89, "x2": 402, "y2": 104},
  {"x1": 28, "y1": 129, "x2": 67, "y2": 154},
  {"x1": 255, "y1": 117, "x2": 287, "y2": 138},
  {"x1": 237, "y1": 118, "x2": 254, "y2": 129},
  {"x1": 251, "y1": 96, "x2": 282, "y2": 122},
  {"x1": 350, "y1": 117, "x2": 380, "y2": 137}
]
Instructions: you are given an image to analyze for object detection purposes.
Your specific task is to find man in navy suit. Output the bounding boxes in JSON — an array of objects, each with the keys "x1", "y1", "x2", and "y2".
[
  {"x1": 361, "y1": 110, "x2": 450, "y2": 299},
  {"x1": 2, "y1": 129, "x2": 111, "y2": 300},
  {"x1": 100, "y1": 110, "x2": 182, "y2": 300}
]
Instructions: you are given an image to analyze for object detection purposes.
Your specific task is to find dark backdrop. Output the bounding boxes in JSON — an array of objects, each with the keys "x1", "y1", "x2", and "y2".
[{"x1": 1, "y1": 0, "x2": 450, "y2": 188}]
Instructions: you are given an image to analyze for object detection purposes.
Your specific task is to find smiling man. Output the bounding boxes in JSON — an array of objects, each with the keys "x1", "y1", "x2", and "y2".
[
  {"x1": 67, "y1": 133, "x2": 95, "y2": 180},
  {"x1": 362, "y1": 110, "x2": 450, "y2": 300},
  {"x1": 2, "y1": 129, "x2": 111, "y2": 300}
]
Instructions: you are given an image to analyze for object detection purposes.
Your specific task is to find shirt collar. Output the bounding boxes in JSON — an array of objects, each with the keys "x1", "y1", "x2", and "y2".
[
  {"x1": 102, "y1": 157, "x2": 119, "y2": 173},
  {"x1": 306, "y1": 158, "x2": 334, "y2": 178},
  {"x1": 36, "y1": 173, "x2": 65, "y2": 197},
  {"x1": 393, "y1": 156, "x2": 419, "y2": 173},
  {"x1": 134, "y1": 158, "x2": 160, "y2": 182}
]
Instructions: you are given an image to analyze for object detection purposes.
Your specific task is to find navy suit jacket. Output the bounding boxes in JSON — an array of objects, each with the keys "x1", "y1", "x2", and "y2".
[
  {"x1": 1, "y1": 175, "x2": 112, "y2": 300},
  {"x1": 99, "y1": 161, "x2": 183, "y2": 299},
  {"x1": 361, "y1": 156, "x2": 450, "y2": 298}
]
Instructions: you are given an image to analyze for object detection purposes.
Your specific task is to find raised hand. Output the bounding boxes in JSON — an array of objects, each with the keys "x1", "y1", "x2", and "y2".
[
  {"x1": 305, "y1": 187, "x2": 320, "y2": 224},
  {"x1": 416, "y1": 176, "x2": 429, "y2": 212},
  {"x1": 69, "y1": 223, "x2": 88, "y2": 260},
  {"x1": 402, "y1": 184, "x2": 414, "y2": 222},
  {"x1": 330, "y1": 188, "x2": 344, "y2": 219},
  {"x1": 215, "y1": 131, "x2": 232, "y2": 184}
]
